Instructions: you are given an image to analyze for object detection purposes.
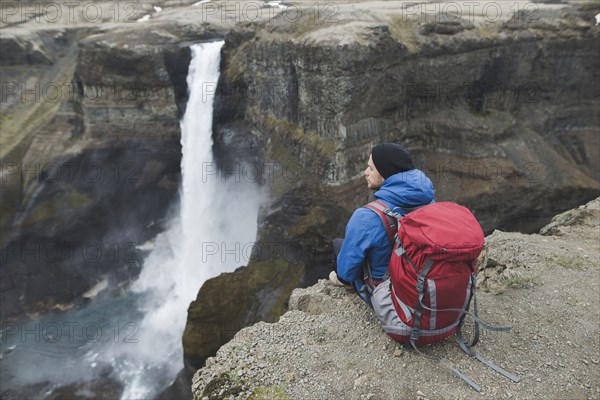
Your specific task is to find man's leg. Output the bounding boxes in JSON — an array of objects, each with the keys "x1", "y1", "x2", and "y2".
[{"x1": 332, "y1": 238, "x2": 344, "y2": 268}]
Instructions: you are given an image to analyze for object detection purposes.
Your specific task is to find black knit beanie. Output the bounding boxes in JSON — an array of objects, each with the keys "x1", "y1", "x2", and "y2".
[{"x1": 371, "y1": 143, "x2": 415, "y2": 179}]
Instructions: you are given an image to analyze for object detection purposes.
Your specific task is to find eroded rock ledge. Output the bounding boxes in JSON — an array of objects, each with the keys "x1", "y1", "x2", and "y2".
[{"x1": 191, "y1": 198, "x2": 600, "y2": 400}]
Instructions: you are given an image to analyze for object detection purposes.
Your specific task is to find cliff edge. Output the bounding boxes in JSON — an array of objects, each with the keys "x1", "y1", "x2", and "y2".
[{"x1": 191, "y1": 198, "x2": 600, "y2": 400}]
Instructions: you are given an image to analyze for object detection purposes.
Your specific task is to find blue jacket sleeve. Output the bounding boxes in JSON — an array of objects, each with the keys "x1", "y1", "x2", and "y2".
[{"x1": 336, "y1": 208, "x2": 388, "y2": 284}]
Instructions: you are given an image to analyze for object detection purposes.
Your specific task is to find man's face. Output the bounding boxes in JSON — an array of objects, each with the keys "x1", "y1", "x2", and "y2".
[{"x1": 364, "y1": 154, "x2": 384, "y2": 190}]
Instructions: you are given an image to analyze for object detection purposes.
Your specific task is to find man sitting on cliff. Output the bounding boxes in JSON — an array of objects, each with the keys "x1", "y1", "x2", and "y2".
[{"x1": 329, "y1": 143, "x2": 435, "y2": 307}]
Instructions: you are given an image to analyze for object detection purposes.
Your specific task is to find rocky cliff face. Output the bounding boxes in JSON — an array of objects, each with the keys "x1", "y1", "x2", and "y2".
[
  {"x1": 1, "y1": 2, "x2": 598, "y2": 397},
  {"x1": 0, "y1": 17, "x2": 223, "y2": 321},
  {"x1": 182, "y1": 2, "x2": 600, "y2": 373},
  {"x1": 221, "y1": 4, "x2": 600, "y2": 232},
  {"x1": 191, "y1": 197, "x2": 600, "y2": 400}
]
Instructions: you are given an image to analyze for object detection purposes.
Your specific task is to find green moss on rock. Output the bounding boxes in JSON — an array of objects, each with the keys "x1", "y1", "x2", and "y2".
[
  {"x1": 183, "y1": 257, "x2": 304, "y2": 369},
  {"x1": 248, "y1": 385, "x2": 289, "y2": 400},
  {"x1": 21, "y1": 189, "x2": 92, "y2": 227},
  {"x1": 290, "y1": 206, "x2": 330, "y2": 236},
  {"x1": 0, "y1": 164, "x2": 22, "y2": 229},
  {"x1": 252, "y1": 110, "x2": 336, "y2": 198}
]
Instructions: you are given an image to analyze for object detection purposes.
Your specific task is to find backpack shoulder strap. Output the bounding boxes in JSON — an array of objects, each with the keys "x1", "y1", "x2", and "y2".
[
  {"x1": 361, "y1": 201, "x2": 397, "y2": 290},
  {"x1": 363, "y1": 200, "x2": 397, "y2": 244}
]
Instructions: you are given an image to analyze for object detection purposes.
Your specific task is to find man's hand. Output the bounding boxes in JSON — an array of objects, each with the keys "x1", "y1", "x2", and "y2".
[{"x1": 329, "y1": 271, "x2": 352, "y2": 288}]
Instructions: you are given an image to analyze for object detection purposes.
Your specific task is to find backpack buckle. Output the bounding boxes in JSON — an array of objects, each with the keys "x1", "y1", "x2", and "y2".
[{"x1": 416, "y1": 276, "x2": 426, "y2": 293}]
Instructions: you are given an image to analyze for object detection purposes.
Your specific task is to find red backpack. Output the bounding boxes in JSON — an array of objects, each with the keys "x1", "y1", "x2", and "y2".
[
  {"x1": 365, "y1": 201, "x2": 520, "y2": 391},
  {"x1": 390, "y1": 201, "x2": 483, "y2": 345}
]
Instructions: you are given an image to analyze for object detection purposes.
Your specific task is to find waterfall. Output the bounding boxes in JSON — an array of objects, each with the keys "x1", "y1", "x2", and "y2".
[
  {"x1": 108, "y1": 40, "x2": 261, "y2": 399},
  {"x1": 0, "y1": 41, "x2": 261, "y2": 400}
]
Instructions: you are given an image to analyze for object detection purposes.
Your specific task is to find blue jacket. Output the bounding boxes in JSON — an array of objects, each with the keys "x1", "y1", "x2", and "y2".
[{"x1": 336, "y1": 169, "x2": 435, "y2": 284}]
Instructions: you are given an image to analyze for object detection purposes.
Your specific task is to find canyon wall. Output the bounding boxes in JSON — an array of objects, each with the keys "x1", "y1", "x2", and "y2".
[{"x1": 1, "y1": 2, "x2": 598, "y2": 389}]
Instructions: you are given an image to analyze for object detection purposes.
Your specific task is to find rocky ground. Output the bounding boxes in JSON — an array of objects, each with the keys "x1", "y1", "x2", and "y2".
[{"x1": 191, "y1": 198, "x2": 600, "y2": 400}]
